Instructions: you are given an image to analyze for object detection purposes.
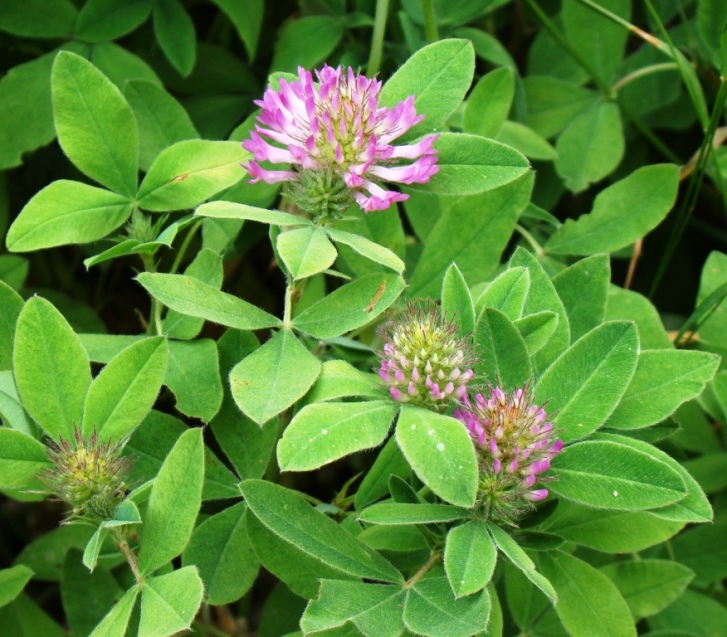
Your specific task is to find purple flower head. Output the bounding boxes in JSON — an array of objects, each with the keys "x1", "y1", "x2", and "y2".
[
  {"x1": 454, "y1": 385, "x2": 562, "y2": 523},
  {"x1": 378, "y1": 301, "x2": 475, "y2": 411},
  {"x1": 242, "y1": 65, "x2": 439, "y2": 217}
]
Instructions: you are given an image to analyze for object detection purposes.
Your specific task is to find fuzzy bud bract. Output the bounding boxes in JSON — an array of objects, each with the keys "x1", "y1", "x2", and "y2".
[{"x1": 40, "y1": 427, "x2": 133, "y2": 523}]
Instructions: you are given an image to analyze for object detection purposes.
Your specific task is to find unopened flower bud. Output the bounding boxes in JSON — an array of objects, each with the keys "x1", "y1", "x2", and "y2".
[
  {"x1": 40, "y1": 427, "x2": 133, "y2": 522},
  {"x1": 377, "y1": 301, "x2": 475, "y2": 411}
]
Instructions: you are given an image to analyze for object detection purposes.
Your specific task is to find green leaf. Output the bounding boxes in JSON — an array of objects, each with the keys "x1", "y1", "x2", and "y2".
[
  {"x1": 359, "y1": 503, "x2": 470, "y2": 525},
  {"x1": 301, "y1": 580, "x2": 405, "y2": 637},
  {"x1": 408, "y1": 173, "x2": 533, "y2": 298},
  {"x1": 196, "y1": 201, "x2": 310, "y2": 226},
  {"x1": 403, "y1": 571, "x2": 490, "y2": 637},
  {"x1": 210, "y1": 331, "x2": 278, "y2": 478},
  {"x1": 230, "y1": 329, "x2": 321, "y2": 425},
  {"x1": 124, "y1": 79, "x2": 198, "y2": 172},
  {"x1": 183, "y1": 502, "x2": 258, "y2": 605},
  {"x1": 163, "y1": 249, "x2": 223, "y2": 340},
  {"x1": 463, "y1": 67, "x2": 514, "y2": 138},
  {"x1": 593, "y1": 432, "x2": 712, "y2": 524},
  {"x1": 0, "y1": 0, "x2": 77, "y2": 38},
  {"x1": 139, "y1": 566, "x2": 204, "y2": 637},
  {"x1": 555, "y1": 100, "x2": 624, "y2": 192},
  {"x1": 326, "y1": 227, "x2": 405, "y2": 274},
  {"x1": 495, "y1": 121, "x2": 557, "y2": 161},
  {"x1": 523, "y1": 76, "x2": 596, "y2": 139},
  {"x1": 137, "y1": 272, "x2": 281, "y2": 330},
  {"x1": 75, "y1": 0, "x2": 151, "y2": 43},
  {"x1": 304, "y1": 360, "x2": 381, "y2": 404},
  {"x1": 600, "y1": 559, "x2": 693, "y2": 621},
  {"x1": 0, "y1": 255, "x2": 27, "y2": 290},
  {"x1": 549, "y1": 439, "x2": 687, "y2": 510},
  {"x1": 441, "y1": 263, "x2": 475, "y2": 338},
  {"x1": 562, "y1": 0, "x2": 630, "y2": 84},
  {"x1": 277, "y1": 227, "x2": 337, "y2": 281},
  {"x1": 136, "y1": 140, "x2": 245, "y2": 211},
  {"x1": 509, "y1": 248, "x2": 571, "y2": 372},
  {"x1": 246, "y1": 513, "x2": 355, "y2": 599},
  {"x1": 240, "y1": 479, "x2": 403, "y2": 583},
  {"x1": 538, "y1": 500, "x2": 684, "y2": 552},
  {"x1": 0, "y1": 372, "x2": 34, "y2": 435},
  {"x1": 152, "y1": 0, "x2": 196, "y2": 76},
  {"x1": 0, "y1": 282, "x2": 23, "y2": 371},
  {"x1": 61, "y1": 552, "x2": 124, "y2": 637},
  {"x1": 271, "y1": 16, "x2": 342, "y2": 73},
  {"x1": 487, "y1": 522, "x2": 557, "y2": 602},
  {"x1": 380, "y1": 39, "x2": 474, "y2": 141},
  {"x1": 125, "y1": 410, "x2": 237, "y2": 502},
  {"x1": 475, "y1": 308, "x2": 532, "y2": 389},
  {"x1": 535, "y1": 321, "x2": 638, "y2": 442},
  {"x1": 648, "y1": 589, "x2": 727, "y2": 635},
  {"x1": 475, "y1": 267, "x2": 529, "y2": 320},
  {"x1": 52, "y1": 52, "x2": 138, "y2": 197},
  {"x1": 354, "y1": 435, "x2": 412, "y2": 510},
  {"x1": 211, "y1": 0, "x2": 263, "y2": 60},
  {"x1": 547, "y1": 165, "x2": 680, "y2": 255},
  {"x1": 604, "y1": 350, "x2": 719, "y2": 430},
  {"x1": 551, "y1": 254, "x2": 610, "y2": 342},
  {"x1": 278, "y1": 401, "x2": 397, "y2": 472},
  {"x1": 606, "y1": 286, "x2": 672, "y2": 350},
  {"x1": 138, "y1": 428, "x2": 204, "y2": 576},
  {"x1": 538, "y1": 551, "x2": 635, "y2": 637},
  {"x1": 293, "y1": 273, "x2": 405, "y2": 339},
  {"x1": 6, "y1": 180, "x2": 133, "y2": 252},
  {"x1": 14, "y1": 524, "x2": 95, "y2": 580},
  {"x1": 670, "y1": 521, "x2": 727, "y2": 584},
  {"x1": 13, "y1": 296, "x2": 91, "y2": 440},
  {"x1": 91, "y1": 42, "x2": 161, "y2": 89},
  {"x1": 696, "y1": 251, "x2": 727, "y2": 355},
  {"x1": 514, "y1": 311, "x2": 558, "y2": 356},
  {"x1": 165, "y1": 339, "x2": 223, "y2": 422},
  {"x1": 444, "y1": 520, "x2": 497, "y2": 597},
  {"x1": 88, "y1": 587, "x2": 138, "y2": 637},
  {"x1": 82, "y1": 337, "x2": 167, "y2": 442},
  {"x1": 415, "y1": 133, "x2": 530, "y2": 196},
  {"x1": 0, "y1": 565, "x2": 33, "y2": 608},
  {"x1": 395, "y1": 405, "x2": 478, "y2": 507},
  {"x1": 0, "y1": 594, "x2": 63, "y2": 637}
]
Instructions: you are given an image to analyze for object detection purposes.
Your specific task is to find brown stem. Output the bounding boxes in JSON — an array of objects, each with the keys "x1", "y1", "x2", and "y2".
[
  {"x1": 115, "y1": 531, "x2": 143, "y2": 585},
  {"x1": 405, "y1": 552, "x2": 441, "y2": 588}
]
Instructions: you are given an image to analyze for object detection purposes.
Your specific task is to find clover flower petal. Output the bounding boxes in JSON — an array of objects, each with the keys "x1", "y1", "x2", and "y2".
[
  {"x1": 454, "y1": 385, "x2": 562, "y2": 524},
  {"x1": 242, "y1": 65, "x2": 439, "y2": 218}
]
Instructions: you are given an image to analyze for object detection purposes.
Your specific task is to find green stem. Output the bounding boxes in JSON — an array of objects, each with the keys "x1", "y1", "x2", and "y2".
[
  {"x1": 367, "y1": 0, "x2": 390, "y2": 77},
  {"x1": 283, "y1": 282, "x2": 294, "y2": 329},
  {"x1": 649, "y1": 77, "x2": 727, "y2": 297},
  {"x1": 611, "y1": 62, "x2": 679, "y2": 92},
  {"x1": 617, "y1": 100, "x2": 681, "y2": 164},
  {"x1": 641, "y1": 0, "x2": 709, "y2": 130},
  {"x1": 169, "y1": 220, "x2": 202, "y2": 275},
  {"x1": 522, "y1": 0, "x2": 613, "y2": 96},
  {"x1": 515, "y1": 224, "x2": 545, "y2": 257},
  {"x1": 422, "y1": 0, "x2": 439, "y2": 43},
  {"x1": 141, "y1": 254, "x2": 163, "y2": 335}
]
